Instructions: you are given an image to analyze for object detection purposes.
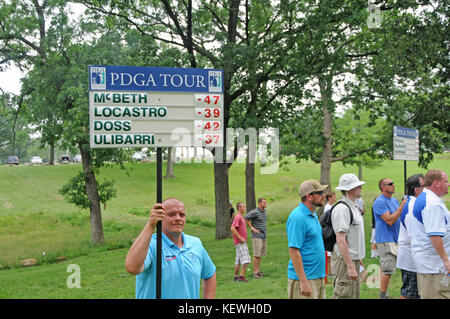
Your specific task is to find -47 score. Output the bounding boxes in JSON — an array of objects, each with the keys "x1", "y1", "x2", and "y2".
[{"x1": 195, "y1": 94, "x2": 221, "y2": 106}]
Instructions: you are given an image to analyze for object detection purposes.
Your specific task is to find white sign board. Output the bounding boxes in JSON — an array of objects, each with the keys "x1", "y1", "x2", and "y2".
[
  {"x1": 89, "y1": 65, "x2": 224, "y2": 148},
  {"x1": 393, "y1": 126, "x2": 419, "y2": 161}
]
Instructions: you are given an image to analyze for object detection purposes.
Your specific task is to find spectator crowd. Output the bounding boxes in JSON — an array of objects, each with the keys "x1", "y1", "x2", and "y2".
[{"x1": 125, "y1": 169, "x2": 448, "y2": 300}]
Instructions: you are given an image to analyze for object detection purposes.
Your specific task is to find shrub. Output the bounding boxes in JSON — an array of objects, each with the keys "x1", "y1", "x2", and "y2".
[{"x1": 58, "y1": 171, "x2": 117, "y2": 209}]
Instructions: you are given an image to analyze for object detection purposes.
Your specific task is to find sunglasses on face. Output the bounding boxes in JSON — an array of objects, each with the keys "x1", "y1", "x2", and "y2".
[
  {"x1": 384, "y1": 182, "x2": 394, "y2": 186},
  {"x1": 311, "y1": 191, "x2": 324, "y2": 196}
]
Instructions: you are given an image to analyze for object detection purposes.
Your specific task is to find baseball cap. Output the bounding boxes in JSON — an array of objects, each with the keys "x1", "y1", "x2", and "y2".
[
  {"x1": 335, "y1": 173, "x2": 365, "y2": 191},
  {"x1": 299, "y1": 179, "x2": 329, "y2": 198}
]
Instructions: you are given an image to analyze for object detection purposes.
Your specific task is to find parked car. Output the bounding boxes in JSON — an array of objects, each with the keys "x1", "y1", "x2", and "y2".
[
  {"x1": 73, "y1": 154, "x2": 82, "y2": 163},
  {"x1": 59, "y1": 155, "x2": 71, "y2": 164},
  {"x1": 6, "y1": 155, "x2": 19, "y2": 165},
  {"x1": 132, "y1": 152, "x2": 147, "y2": 161},
  {"x1": 31, "y1": 156, "x2": 43, "y2": 165}
]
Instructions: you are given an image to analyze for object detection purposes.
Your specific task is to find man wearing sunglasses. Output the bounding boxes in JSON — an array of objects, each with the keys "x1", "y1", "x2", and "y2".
[
  {"x1": 287, "y1": 179, "x2": 328, "y2": 299},
  {"x1": 373, "y1": 178, "x2": 408, "y2": 299}
]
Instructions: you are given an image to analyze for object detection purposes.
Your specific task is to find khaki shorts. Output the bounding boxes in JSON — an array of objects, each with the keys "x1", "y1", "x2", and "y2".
[
  {"x1": 252, "y1": 238, "x2": 267, "y2": 257},
  {"x1": 333, "y1": 257, "x2": 360, "y2": 299},
  {"x1": 378, "y1": 242, "x2": 397, "y2": 275},
  {"x1": 417, "y1": 273, "x2": 450, "y2": 299},
  {"x1": 288, "y1": 278, "x2": 326, "y2": 299}
]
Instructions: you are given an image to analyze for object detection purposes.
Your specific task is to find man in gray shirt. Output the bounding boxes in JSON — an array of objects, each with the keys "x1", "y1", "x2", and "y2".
[
  {"x1": 332, "y1": 173, "x2": 366, "y2": 299},
  {"x1": 245, "y1": 198, "x2": 267, "y2": 278}
]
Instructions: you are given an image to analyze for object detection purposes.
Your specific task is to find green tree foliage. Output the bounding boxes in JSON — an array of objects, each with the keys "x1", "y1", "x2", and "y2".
[
  {"x1": 77, "y1": 0, "x2": 339, "y2": 238},
  {"x1": 0, "y1": 92, "x2": 33, "y2": 160},
  {"x1": 349, "y1": 1, "x2": 449, "y2": 168},
  {"x1": 279, "y1": 1, "x2": 448, "y2": 185},
  {"x1": 333, "y1": 108, "x2": 388, "y2": 167},
  {"x1": 59, "y1": 171, "x2": 116, "y2": 209},
  {"x1": 2, "y1": 0, "x2": 447, "y2": 240}
]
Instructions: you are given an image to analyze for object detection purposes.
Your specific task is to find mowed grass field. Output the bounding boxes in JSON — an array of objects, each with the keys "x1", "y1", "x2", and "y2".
[{"x1": 0, "y1": 154, "x2": 449, "y2": 299}]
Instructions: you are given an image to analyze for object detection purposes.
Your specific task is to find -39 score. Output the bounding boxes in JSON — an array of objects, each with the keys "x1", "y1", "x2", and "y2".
[{"x1": 195, "y1": 107, "x2": 221, "y2": 119}]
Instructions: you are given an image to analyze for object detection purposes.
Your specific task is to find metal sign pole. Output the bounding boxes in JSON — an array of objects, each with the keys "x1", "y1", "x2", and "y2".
[
  {"x1": 404, "y1": 160, "x2": 407, "y2": 195},
  {"x1": 156, "y1": 147, "x2": 162, "y2": 299}
]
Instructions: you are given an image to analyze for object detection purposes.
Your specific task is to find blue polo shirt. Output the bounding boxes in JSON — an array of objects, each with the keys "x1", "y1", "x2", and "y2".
[
  {"x1": 136, "y1": 232, "x2": 216, "y2": 299},
  {"x1": 373, "y1": 195, "x2": 400, "y2": 243},
  {"x1": 287, "y1": 203, "x2": 326, "y2": 280}
]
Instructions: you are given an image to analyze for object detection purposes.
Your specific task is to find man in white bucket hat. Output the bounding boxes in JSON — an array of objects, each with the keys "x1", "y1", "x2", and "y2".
[{"x1": 331, "y1": 173, "x2": 366, "y2": 299}]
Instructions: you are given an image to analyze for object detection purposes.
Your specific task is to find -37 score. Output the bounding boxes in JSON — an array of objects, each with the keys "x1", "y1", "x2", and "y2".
[
  {"x1": 204, "y1": 134, "x2": 221, "y2": 145},
  {"x1": 194, "y1": 133, "x2": 222, "y2": 146}
]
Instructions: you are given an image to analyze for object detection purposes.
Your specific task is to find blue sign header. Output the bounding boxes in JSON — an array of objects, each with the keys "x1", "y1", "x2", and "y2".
[
  {"x1": 393, "y1": 126, "x2": 419, "y2": 139},
  {"x1": 89, "y1": 65, "x2": 223, "y2": 93}
]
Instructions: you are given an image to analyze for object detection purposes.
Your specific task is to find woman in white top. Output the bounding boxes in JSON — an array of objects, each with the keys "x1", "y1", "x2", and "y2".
[{"x1": 396, "y1": 174, "x2": 424, "y2": 299}]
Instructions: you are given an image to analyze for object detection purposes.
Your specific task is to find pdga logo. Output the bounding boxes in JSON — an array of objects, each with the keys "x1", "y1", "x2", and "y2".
[
  {"x1": 91, "y1": 67, "x2": 106, "y2": 90},
  {"x1": 208, "y1": 71, "x2": 222, "y2": 92}
]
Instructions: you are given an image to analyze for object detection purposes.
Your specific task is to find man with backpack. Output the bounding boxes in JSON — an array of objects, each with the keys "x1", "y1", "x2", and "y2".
[{"x1": 327, "y1": 174, "x2": 366, "y2": 299}]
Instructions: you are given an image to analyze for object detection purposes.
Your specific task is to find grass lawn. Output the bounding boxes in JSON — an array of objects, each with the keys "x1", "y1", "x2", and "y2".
[{"x1": 0, "y1": 153, "x2": 449, "y2": 298}]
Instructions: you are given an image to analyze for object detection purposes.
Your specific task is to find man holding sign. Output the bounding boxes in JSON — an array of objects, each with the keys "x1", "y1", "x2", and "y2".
[{"x1": 125, "y1": 197, "x2": 217, "y2": 299}]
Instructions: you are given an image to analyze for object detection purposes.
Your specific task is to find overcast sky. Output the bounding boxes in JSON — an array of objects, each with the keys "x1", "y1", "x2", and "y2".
[
  {"x1": 0, "y1": 65, "x2": 22, "y2": 95},
  {"x1": 0, "y1": 3, "x2": 85, "y2": 95}
]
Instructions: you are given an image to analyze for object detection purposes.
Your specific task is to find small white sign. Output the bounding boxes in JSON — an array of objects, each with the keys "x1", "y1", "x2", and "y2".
[{"x1": 393, "y1": 126, "x2": 419, "y2": 161}]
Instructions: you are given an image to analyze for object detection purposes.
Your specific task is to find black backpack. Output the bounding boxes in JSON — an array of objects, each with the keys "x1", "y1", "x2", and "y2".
[{"x1": 320, "y1": 201, "x2": 353, "y2": 252}]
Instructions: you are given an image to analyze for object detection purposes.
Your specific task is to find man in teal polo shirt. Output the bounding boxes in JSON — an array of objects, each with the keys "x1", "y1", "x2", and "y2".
[
  {"x1": 125, "y1": 197, "x2": 216, "y2": 299},
  {"x1": 287, "y1": 179, "x2": 328, "y2": 299}
]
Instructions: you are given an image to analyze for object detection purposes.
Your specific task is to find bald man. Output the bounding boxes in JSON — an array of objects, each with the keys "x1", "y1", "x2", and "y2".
[{"x1": 125, "y1": 197, "x2": 216, "y2": 299}]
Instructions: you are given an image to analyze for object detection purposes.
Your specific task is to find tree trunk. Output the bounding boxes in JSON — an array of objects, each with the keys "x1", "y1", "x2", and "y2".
[
  {"x1": 165, "y1": 147, "x2": 175, "y2": 178},
  {"x1": 210, "y1": 0, "x2": 239, "y2": 240},
  {"x1": 319, "y1": 75, "x2": 334, "y2": 188},
  {"x1": 49, "y1": 144, "x2": 55, "y2": 165},
  {"x1": 245, "y1": 143, "x2": 256, "y2": 212},
  {"x1": 79, "y1": 143, "x2": 104, "y2": 245},
  {"x1": 358, "y1": 162, "x2": 363, "y2": 180},
  {"x1": 214, "y1": 160, "x2": 231, "y2": 239}
]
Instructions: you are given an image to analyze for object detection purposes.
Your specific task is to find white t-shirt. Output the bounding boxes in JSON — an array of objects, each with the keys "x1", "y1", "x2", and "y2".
[
  {"x1": 324, "y1": 203, "x2": 332, "y2": 214},
  {"x1": 331, "y1": 196, "x2": 365, "y2": 260},
  {"x1": 410, "y1": 188, "x2": 450, "y2": 274},
  {"x1": 396, "y1": 196, "x2": 417, "y2": 272}
]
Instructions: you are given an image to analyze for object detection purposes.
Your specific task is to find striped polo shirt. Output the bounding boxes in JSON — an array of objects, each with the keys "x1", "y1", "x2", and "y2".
[{"x1": 245, "y1": 207, "x2": 267, "y2": 239}]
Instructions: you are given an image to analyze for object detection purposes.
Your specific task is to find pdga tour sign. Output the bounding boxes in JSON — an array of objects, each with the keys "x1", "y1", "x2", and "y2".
[{"x1": 89, "y1": 65, "x2": 224, "y2": 148}]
